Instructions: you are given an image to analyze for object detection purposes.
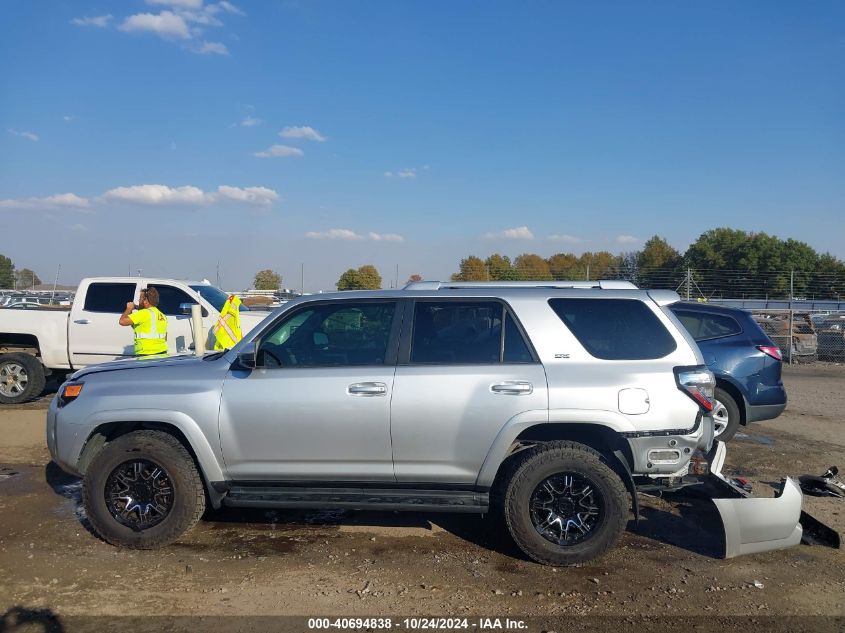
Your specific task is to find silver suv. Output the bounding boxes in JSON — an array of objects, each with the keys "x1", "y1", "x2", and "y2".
[{"x1": 48, "y1": 281, "x2": 739, "y2": 564}]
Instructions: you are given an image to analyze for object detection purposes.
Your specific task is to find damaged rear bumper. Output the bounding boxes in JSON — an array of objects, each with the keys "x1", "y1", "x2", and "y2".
[{"x1": 707, "y1": 441, "x2": 803, "y2": 558}]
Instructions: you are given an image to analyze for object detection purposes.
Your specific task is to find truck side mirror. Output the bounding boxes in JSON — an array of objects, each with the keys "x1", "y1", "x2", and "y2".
[{"x1": 179, "y1": 302, "x2": 194, "y2": 315}]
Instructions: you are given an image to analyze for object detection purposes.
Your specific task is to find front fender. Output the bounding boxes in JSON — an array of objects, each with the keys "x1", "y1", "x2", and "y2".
[{"x1": 81, "y1": 408, "x2": 225, "y2": 483}]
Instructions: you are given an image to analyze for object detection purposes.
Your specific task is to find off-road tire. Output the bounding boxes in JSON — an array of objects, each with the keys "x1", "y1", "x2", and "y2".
[
  {"x1": 503, "y1": 441, "x2": 628, "y2": 566},
  {"x1": 713, "y1": 387, "x2": 741, "y2": 442},
  {"x1": 83, "y1": 430, "x2": 205, "y2": 548},
  {"x1": 0, "y1": 353, "x2": 46, "y2": 405}
]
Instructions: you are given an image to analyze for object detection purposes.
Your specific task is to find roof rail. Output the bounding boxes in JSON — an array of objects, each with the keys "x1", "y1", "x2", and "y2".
[{"x1": 403, "y1": 280, "x2": 638, "y2": 290}]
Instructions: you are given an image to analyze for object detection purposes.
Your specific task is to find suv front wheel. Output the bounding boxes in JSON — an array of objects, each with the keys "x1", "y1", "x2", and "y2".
[
  {"x1": 503, "y1": 441, "x2": 628, "y2": 565},
  {"x1": 83, "y1": 430, "x2": 206, "y2": 548}
]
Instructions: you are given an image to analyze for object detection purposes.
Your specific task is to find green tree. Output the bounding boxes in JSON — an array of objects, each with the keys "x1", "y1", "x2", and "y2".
[
  {"x1": 14, "y1": 268, "x2": 41, "y2": 289},
  {"x1": 337, "y1": 265, "x2": 382, "y2": 290},
  {"x1": 407, "y1": 274, "x2": 423, "y2": 283},
  {"x1": 356, "y1": 265, "x2": 382, "y2": 289},
  {"x1": 547, "y1": 253, "x2": 581, "y2": 280},
  {"x1": 0, "y1": 254, "x2": 14, "y2": 288},
  {"x1": 451, "y1": 255, "x2": 488, "y2": 281},
  {"x1": 514, "y1": 253, "x2": 553, "y2": 280},
  {"x1": 485, "y1": 254, "x2": 518, "y2": 280},
  {"x1": 253, "y1": 269, "x2": 282, "y2": 290},
  {"x1": 579, "y1": 251, "x2": 615, "y2": 280},
  {"x1": 637, "y1": 236, "x2": 681, "y2": 289}
]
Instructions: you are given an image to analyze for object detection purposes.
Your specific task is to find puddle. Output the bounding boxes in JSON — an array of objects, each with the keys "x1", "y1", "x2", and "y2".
[
  {"x1": 734, "y1": 433, "x2": 775, "y2": 445},
  {"x1": 0, "y1": 466, "x2": 20, "y2": 481}
]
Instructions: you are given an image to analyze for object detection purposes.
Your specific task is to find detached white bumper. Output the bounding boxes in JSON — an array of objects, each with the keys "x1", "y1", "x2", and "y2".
[{"x1": 707, "y1": 441, "x2": 803, "y2": 558}]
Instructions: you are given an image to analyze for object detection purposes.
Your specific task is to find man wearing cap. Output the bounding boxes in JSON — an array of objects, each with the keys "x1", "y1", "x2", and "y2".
[{"x1": 119, "y1": 287, "x2": 168, "y2": 357}]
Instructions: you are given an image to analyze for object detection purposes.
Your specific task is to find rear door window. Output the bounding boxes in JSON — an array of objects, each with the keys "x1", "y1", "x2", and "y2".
[
  {"x1": 672, "y1": 309, "x2": 742, "y2": 341},
  {"x1": 548, "y1": 298, "x2": 677, "y2": 360},
  {"x1": 83, "y1": 283, "x2": 136, "y2": 313}
]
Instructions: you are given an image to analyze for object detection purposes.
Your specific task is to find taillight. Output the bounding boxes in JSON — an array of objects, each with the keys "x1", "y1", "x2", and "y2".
[
  {"x1": 757, "y1": 345, "x2": 782, "y2": 361},
  {"x1": 674, "y1": 366, "x2": 716, "y2": 412}
]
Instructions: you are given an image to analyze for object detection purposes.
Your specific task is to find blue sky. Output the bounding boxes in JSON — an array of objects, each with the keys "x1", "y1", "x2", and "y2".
[{"x1": 1, "y1": 1, "x2": 843, "y2": 290}]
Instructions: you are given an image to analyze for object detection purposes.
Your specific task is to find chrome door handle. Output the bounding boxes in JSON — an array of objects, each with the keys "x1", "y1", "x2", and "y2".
[
  {"x1": 73, "y1": 319, "x2": 91, "y2": 325},
  {"x1": 491, "y1": 381, "x2": 533, "y2": 395},
  {"x1": 348, "y1": 382, "x2": 388, "y2": 396}
]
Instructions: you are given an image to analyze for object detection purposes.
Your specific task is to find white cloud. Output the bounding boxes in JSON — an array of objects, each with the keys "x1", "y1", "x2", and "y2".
[
  {"x1": 384, "y1": 168, "x2": 417, "y2": 179},
  {"x1": 101, "y1": 183, "x2": 279, "y2": 207},
  {"x1": 63, "y1": 115, "x2": 75, "y2": 122},
  {"x1": 615, "y1": 234, "x2": 640, "y2": 245},
  {"x1": 119, "y1": 11, "x2": 191, "y2": 40},
  {"x1": 196, "y1": 40, "x2": 229, "y2": 55},
  {"x1": 2, "y1": 185, "x2": 278, "y2": 212},
  {"x1": 482, "y1": 226, "x2": 535, "y2": 240},
  {"x1": 239, "y1": 115, "x2": 261, "y2": 127},
  {"x1": 103, "y1": 184, "x2": 208, "y2": 205},
  {"x1": 254, "y1": 144, "x2": 304, "y2": 158},
  {"x1": 548, "y1": 233, "x2": 581, "y2": 244},
  {"x1": 215, "y1": 185, "x2": 278, "y2": 207},
  {"x1": 0, "y1": 193, "x2": 91, "y2": 211},
  {"x1": 71, "y1": 14, "x2": 113, "y2": 27},
  {"x1": 280, "y1": 126, "x2": 327, "y2": 142},
  {"x1": 305, "y1": 229, "x2": 404, "y2": 242},
  {"x1": 215, "y1": 1, "x2": 245, "y2": 15},
  {"x1": 368, "y1": 232, "x2": 404, "y2": 242},
  {"x1": 146, "y1": 0, "x2": 203, "y2": 8},
  {"x1": 7, "y1": 129, "x2": 38, "y2": 142}
]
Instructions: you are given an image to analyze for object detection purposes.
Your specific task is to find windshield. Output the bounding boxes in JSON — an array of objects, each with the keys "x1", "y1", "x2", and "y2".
[{"x1": 189, "y1": 285, "x2": 249, "y2": 312}]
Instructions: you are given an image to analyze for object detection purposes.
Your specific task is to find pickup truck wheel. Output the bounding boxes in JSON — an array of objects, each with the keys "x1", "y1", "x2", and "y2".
[
  {"x1": 503, "y1": 441, "x2": 627, "y2": 566},
  {"x1": 0, "y1": 353, "x2": 46, "y2": 405},
  {"x1": 712, "y1": 388, "x2": 741, "y2": 442},
  {"x1": 83, "y1": 430, "x2": 205, "y2": 549}
]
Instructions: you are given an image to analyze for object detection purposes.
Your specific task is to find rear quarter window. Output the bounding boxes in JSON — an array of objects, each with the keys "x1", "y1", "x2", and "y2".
[
  {"x1": 672, "y1": 310, "x2": 742, "y2": 341},
  {"x1": 548, "y1": 298, "x2": 677, "y2": 360}
]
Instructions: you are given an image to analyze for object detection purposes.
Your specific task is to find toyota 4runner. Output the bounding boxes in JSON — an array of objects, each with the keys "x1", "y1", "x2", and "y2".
[{"x1": 47, "y1": 281, "x2": 804, "y2": 565}]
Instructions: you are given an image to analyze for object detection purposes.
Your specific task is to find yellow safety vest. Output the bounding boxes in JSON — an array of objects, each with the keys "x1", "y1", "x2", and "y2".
[
  {"x1": 213, "y1": 295, "x2": 243, "y2": 350},
  {"x1": 131, "y1": 306, "x2": 168, "y2": 356}
]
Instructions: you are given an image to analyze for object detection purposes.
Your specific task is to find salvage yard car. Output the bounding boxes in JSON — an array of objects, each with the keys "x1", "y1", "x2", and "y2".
[
  {"x1": 670, "y1": 303, "x2": 787, "y2": 441},
  {"x1": 0, "y1": 277, "x2": 269, "y2": 404},
  {"x1": 752, "y1": 312, "x2": 818, "y2": 363},
  {"x1": 47, "y1": 281, "x2": 805, "y2": 565}
]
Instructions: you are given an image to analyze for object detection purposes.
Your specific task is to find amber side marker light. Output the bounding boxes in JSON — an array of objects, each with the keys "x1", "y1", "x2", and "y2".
[{"x1": 59, "y1": 383, "x2": 84, "y2": 405}]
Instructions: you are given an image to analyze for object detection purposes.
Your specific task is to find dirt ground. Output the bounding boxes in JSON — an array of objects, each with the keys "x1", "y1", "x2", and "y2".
[{"x1": 1, "y1": 366, "x2": 844, "y2": 629}]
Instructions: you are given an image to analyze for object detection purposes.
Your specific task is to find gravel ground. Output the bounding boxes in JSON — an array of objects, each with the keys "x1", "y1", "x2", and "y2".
[{"x1": 0, "y1": 365, "x2": 843, "y2": 630}]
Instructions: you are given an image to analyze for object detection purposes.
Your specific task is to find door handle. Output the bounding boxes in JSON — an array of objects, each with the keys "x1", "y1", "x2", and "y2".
[
  {"x1": 73, "y1": 319, "x2": 91, "y2": 325},
  {"x1": 491, "y1": 381, "x2": 533, "y2": 395},
  {"x1": 347, "y1": 382, "x2": 388, "y2": 396}
]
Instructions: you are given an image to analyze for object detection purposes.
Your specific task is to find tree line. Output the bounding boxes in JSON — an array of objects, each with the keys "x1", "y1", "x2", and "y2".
[
  {"x1": 452, "y1": 229, "x2": 845, "y2": 299},
  {"x1": 0, "y1": 254, "x2": 42, "y2": 289}
]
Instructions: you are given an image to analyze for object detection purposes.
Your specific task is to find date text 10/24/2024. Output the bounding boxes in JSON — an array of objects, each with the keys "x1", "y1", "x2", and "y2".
[{"x1": 307, "y1": 618, "x2": 528, "y2": 630}]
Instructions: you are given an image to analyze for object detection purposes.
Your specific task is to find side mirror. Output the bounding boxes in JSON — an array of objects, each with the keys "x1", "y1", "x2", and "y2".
[
  {"x1": 179, "y1": 302, "x2": 194, "y2": 315},
  {"x1": 236, "y1": 342, "x2": 257, "y2": 369},
  {"x1": 313, "y1": 332, "x2": 328, "y2": 347}
]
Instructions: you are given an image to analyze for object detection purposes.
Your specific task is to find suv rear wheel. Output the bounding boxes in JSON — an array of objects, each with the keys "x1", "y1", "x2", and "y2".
[
  {"x1": 83, "y1": 430, "x2": 205, "y2": 548},
  {"x1": 712, "y1": 387, "x2": 741, "y2": 442},
  {"x1": 503, "y1": 441, "x2": 628, "y2": 565}
]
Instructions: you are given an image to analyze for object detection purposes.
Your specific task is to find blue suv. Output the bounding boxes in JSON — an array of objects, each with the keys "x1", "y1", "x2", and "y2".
[{"x1": 670, "y1": 303, "x2": 787, "y2": 441}]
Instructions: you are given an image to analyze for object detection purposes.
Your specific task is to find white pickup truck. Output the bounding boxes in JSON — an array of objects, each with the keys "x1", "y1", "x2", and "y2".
[{"x1": 0, "y1": 277, "x2": 271, "y2": 404}]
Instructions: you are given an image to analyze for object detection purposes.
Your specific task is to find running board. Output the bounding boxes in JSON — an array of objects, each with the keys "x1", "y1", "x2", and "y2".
[{"x1": 223, "y1": 486, "x2": 489, "y2": 513}]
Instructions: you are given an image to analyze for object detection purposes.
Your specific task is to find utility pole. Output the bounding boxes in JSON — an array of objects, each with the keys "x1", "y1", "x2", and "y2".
[
  {"x1": 137, "y1": 269, "x2": 142, "y2": 278},
  {"x1": 216, "y1": 261, "x2": 220, "y2": 288},
  {"x1": 50, "y1": 265, "x2": 61, "y2": 303},
  {"x1": 300, "y1": 263, "x2": 304, "y2": 296},
  {"x1": 788, "y1": 269, "x2": 794, "y2": 366},
  {"x1": 395, "y1": 264, "x2": 399, "y2": 290}
]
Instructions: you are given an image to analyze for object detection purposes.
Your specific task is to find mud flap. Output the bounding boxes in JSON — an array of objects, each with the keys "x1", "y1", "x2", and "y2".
[{"x1": 707, "y1": 442, "x2": 803, "y2": 558}]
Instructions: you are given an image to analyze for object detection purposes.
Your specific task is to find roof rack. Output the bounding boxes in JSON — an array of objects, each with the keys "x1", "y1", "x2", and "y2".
[{"x1": 403, "y1": 280, "x2": 638, "y2": 290}]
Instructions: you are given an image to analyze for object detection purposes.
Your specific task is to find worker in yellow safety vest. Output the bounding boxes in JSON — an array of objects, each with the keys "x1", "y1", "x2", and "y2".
[
  {"x1": 119, "y1": 287, "x2": 168, "y2": 356},
  {"x1": 213, "y1": 294, "x2": 243, "y2": 350}
]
